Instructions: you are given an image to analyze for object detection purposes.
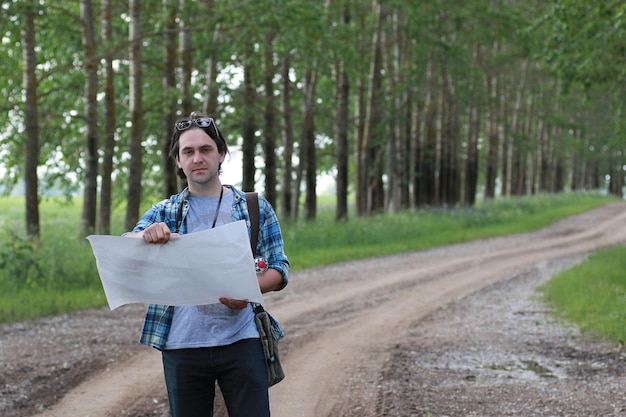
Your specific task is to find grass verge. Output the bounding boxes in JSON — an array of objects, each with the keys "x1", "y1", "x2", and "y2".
[{"x1": 539, "y1": 244, "x2": 626, "y2": 344}]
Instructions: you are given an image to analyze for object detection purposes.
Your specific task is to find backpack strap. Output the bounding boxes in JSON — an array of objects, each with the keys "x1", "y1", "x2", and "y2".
[{"x1": 246, "y1": 192, "x2": 260, "y2": 257}]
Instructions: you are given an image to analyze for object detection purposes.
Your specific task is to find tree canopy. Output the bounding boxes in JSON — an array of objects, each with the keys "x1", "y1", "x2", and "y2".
[{"x1": 0, "y1": 0, "x2": 624, "y2": 239}]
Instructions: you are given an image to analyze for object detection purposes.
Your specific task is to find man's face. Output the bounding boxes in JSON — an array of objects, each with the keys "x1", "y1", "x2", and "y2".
[{"x1": 177, "y1": 128, "x2": 225, "y2": 188}]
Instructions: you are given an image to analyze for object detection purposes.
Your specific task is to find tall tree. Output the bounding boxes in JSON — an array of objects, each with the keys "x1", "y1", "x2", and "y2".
[
  {"x1": 385, "y1": 8, "x2": 404, "y2": 213},
  {"x1": 536, "y1": 0, "x2": 626, "y2": 197},
  {"x1": 21, "y1": 0, "x2": 40, "y2": 240},
  {"x1": 508, "y1": 60, "x2": 529, "y2": 196},
  {"x1": 353, "y1": 3, "x2": 369, "y2": 216},
  {"x1": 439, "y1": 63, "x2": 461, "y2": 206},
  {"x1": 202, "y1": 0, "x2": 221, "y2": 116},
  {"x1": 98, "y1": 0, "x2": 117, "y2": 235},
  {"x1": 463, "y1": 45, "x2": 482, "y2": 206},
  {"x1": 333, "y1": 56, "x2": 350, "y2": 221},
  {"x1": 301, "y1": 67, "x2": 318, "y2": 220},
  {"x1": 333, "y1": 4, "x2": 351, "y2": 221},
  {"x1": 484, "y1": 71, "x2": 499, "y2": 199},
  {"x1": 421, "y1": 50, "x2": 438, "y2": 206},
  {"x1": 162, "y1": 0, "x2": 178, "y2": 197},
  {"x1": 241, "y1": 47, "x2": 257, "y2": 193},
  {"x1": 280, "y1": 56, "x2": 295, "y2": 220},
  {"x1": 179, "y1": 0, "x2": 192, "y2": 118},
  {"x1": 295, "y1": 0, "x2": 331, "y2": 221},
  {"x1": 410, "y1": 86, "x2": 424, "y2": 209},
  {"x1": 4, "y1": 0, "x2": 626, "y2": 238},
  {"x1": 262, "y1": 30, "x2": 278, "y2": 207},
  {"x1": 125, "y1": 0, "x2": 144, "y2": 231},
  {"x1": 79, "y1": 0, "x2": 99, "y2": 238},
  {"x1": 359, "y1": 0, "x2": 385, "y2": 214}
]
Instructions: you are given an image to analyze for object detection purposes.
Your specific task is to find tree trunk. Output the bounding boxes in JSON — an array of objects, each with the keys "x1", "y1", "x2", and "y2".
[
  {"x1": 98, "y1": 0, "x2": 116, "y2": 235},
  {"x1": 386, "y1": 8, "x2": 407, "y2": 214},
  {"x1": 202, "y1": 1, "x2": 220, "y2": 116},
  {"x1": 440, "y1": 63, "x2": 460, "y2": 206},
  {"x1": 539, "y1": 126, "x2": 552, "y2": 193},
  {"x1": 521, "y1": 89, "x2": 536, "y2": 195},
  {"x1": 439, "y1": 66, "x2": 449, "y2": 207},
  {"x1": 396, "y1": 12, "x2": 411, "y2": 212},
  {"x1": 589, "y1": 159, "x2": 601, "y2": 189},
  {"x1": 79, "y1": 0, "x2": 99, "y2": 238},
  {"x1": 179, "y1": 0, "x2": 192, "y2": 118},
  {"x1": 535, "y1": 116, "x2": 546, "y2": 194},
  {"x1": 353, "y1": 7, "x2": 368, "y2": 216},
  {"x1": 241, "y1": 49, "x2": 257, "y2": 192},
  {"x1": 464, "y1": 44, "x2": 481, "y2": 206},
  {"x1": 555, "y1": 153, "x2": 565, "y2": 192},
  {"x1": 279, "y1": 56, "x2": 295, "y2": 220},
  {"x1": 449, "y1": 73, "x2": 461, "y2": 205},
  {"x1": 544, "y1": 82, "x2": 562, "y2": 193},
  {"x1": 334, "y1": 14, "x2": 350, "y2": 221},
  {"x1": 422, "y1": 51, "x2": 438, "y2": 206},
  {"x1": 125, "y1": 0, "x2": 144, "y2": 232},
  {"x1": 302, "y1": 68, "x2": 318, "y2": 221},
  {"x1": 21, "y1": 0, "x2": 40, "y2": 240},
  {"x1": 162, "y1": 0, "x2": 178, "y2": 197},
  {"x1": 333, "y1": 4, "x2": 350, "y2": 221},
  {"x1": 333, "y1": 63, "x2": 350, "y2": 221},
  {"x1": 484, "y1": 73, "x2": 499, "y2": 199},
  {"x1": 262, "y1": 31, "x2": 277, "y2": 207},
  {"x1": 361, "y1": 0, "x2": 385, "y2": 214},
  {"x1": 609, "y1": 155, "x2": 624, "y2": 198},
  {"x1": 464, "y1": 99, "x2": 480, "y2": 206},
  {"x1": 508, "y1": 60, "x2": 528, "y2": 196},
  {"x1": 500, "y1": 83, "x2": 510, "y2": 197},
  {"x1": 529, "y1": 86, "x2": 544, "y2": 195},
  {"x1": 410, "y1": 88, "x2": 423, "y2": 208},
  {"x1": 570, "y1": 128, "x2": 584, "y2": 191}
]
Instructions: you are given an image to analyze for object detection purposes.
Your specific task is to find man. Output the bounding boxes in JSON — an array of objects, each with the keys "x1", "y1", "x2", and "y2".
[{"x1": 125, "y1": 112, "x2": 289, "y2": 417}]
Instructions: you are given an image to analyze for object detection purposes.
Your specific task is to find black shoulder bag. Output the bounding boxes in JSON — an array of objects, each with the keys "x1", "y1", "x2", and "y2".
[{"x1": 246, "y1": 192, "x2": 285, "y2": 387}]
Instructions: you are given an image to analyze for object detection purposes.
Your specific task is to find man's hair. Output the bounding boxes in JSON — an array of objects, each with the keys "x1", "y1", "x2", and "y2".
[{"x1": 169, "y1": 112, "x2": 229, "y2": 179}]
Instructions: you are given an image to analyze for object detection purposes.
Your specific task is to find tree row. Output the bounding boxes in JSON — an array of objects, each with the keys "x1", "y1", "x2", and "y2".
[{"x1": 1, "y1": 0, "x2": 624, "y2": 240}]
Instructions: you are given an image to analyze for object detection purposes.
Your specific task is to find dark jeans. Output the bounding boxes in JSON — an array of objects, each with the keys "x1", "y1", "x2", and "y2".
[{"x1": 162, "y1": 338, "x2": 269, "y2": 417}]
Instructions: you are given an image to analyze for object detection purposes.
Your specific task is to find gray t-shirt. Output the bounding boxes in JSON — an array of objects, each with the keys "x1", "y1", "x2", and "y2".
[{"x1": 164, "y1": 188, "x2": 259, "y2": 349}]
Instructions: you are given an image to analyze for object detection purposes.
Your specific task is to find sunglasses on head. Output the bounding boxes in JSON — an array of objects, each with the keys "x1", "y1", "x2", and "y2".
[{"x1": 175, "y1": 117, "x2": 215, "y2": 131}]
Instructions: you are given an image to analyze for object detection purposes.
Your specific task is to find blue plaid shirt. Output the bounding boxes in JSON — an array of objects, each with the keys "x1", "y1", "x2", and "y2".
[{"x1": 132, "y1": 185, "x2": 289, "y2": 350}]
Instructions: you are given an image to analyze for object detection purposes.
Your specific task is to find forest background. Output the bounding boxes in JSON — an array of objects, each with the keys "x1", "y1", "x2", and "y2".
[{"x1": 1, "y1": 0, "x2": 625, "y2": 242}]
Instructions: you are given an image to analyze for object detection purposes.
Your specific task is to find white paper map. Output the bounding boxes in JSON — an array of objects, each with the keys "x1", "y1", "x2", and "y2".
[{"x1": 87, "y1": 220, "x2": 263, "y2": 310}]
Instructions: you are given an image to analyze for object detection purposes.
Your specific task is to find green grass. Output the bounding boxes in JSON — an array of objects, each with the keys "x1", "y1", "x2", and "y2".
[
  {"x1": 539, "y1": 245, "x2": 626, "y2": 344},
  {"x1": 0, "y1": 287, "x2": 108, "y2": 323},
  {"x1": 0, "y1": 191, "x2": 621, "y2": 328},
  {"x1": 285, "y1": 192, "x2": 616, "y2": 270}
]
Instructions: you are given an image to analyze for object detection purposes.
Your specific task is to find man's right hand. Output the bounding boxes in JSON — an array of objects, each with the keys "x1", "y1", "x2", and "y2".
[{"x1": 126, "y1": 223, "x2": 178, "y2": 244}]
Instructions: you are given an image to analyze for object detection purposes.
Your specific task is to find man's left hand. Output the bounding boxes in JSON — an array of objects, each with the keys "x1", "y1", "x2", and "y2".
[{"x1": 219, "y1": 297, "x2": 248, "y2": 310}]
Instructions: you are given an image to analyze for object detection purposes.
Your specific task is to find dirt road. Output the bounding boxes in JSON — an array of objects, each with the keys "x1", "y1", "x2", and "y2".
[{"x1": 2, "y1": 202, "x2": 625, "y2": 417}]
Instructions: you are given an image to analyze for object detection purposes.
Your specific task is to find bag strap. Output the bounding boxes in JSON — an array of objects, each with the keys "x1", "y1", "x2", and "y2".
[{"x1": 246, "y1": 192, "x2": 260, "y2": 258}]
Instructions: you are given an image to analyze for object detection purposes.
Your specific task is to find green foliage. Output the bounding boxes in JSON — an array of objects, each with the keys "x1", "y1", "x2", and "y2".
[
  {"x1": 534, "y1": 0, "x2": 626, "y2": 143},
  {"x1": 0, "y1": 229, "x2": 44, "y2": 291},
  {"x1": 0, "y1": 196, "x2": 115, "y2": 322},
  {"x1": 0, "y1": 228, "x2": 105, "y2": 322},
  {"x1": 538, "y1": 0, "x2": 626, "y2": 87},
  {"x1": 2, "y1": 0, "x2": 624, "y2": 204},
  {"x1": 539, "y1": 245, "x2": 626, "y2": 344}
]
